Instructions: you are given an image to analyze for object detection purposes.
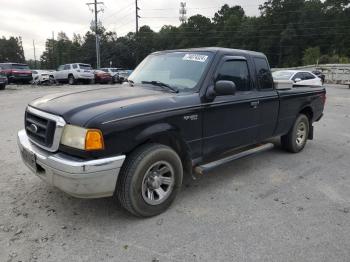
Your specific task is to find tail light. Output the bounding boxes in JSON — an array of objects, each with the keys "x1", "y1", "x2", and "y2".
[{"x1": 320, "y1": 93, "x2": 326, "y2": 105}]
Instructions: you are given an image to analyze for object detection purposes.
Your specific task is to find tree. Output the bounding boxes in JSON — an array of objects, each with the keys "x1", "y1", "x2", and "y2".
[
  {"x1": 303, "y1": 47, "x2": 321, "y2": 65},
  {"x1": 0, "y1": 36, "x2": 25, "y2": 62},
  {"x1": 30, "y1": 2, "x2": 350, "y2": 69}
]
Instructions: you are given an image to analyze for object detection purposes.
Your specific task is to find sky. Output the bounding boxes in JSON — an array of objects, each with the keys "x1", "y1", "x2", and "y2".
[{"x1": 0, "y1": 0, "x2": 265, "y2": 60}]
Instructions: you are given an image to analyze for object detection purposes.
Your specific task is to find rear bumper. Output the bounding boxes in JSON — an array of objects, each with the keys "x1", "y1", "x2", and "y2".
[
  {"x1": 96, "y1": 77, "x2": 112, "y2": 83},
  {"x1": 77, "y1": 74, "x2": 94, "y2": 80},
  {"x1": 315, "y1": 113, "x2": 323, "y2": 122},
  {"x1": 17, "y1": 129, "x2": 126, "y2": 198}
]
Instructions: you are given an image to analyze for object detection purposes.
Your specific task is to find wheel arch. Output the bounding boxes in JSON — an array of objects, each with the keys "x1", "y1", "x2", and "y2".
[
  {"x1": 130, "y1": 123, "x2": 193, "y2": 176},
  {"x1": 299, "y1": 106, "x2": 314, "y2": 122}
]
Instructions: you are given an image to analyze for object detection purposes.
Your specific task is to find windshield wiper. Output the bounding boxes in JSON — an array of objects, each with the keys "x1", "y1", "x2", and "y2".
[{"x1": 141, "y1": 80, "x2": 179, "y2": 93}]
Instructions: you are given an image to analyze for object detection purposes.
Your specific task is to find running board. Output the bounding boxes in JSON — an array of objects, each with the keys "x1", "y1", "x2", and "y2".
[{"x1": 194, "y1": 143, "x2": 274, "y2": 175}]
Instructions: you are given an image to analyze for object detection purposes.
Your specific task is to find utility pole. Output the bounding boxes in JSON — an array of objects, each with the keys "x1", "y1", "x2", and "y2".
[
  {"x1": 33, "y1": 40, "x2": 37, "y2": 69},
  {"x1": 52, "y1": 31, "x2": 55, "y2": 69},
  {"x1": 179, "y1": 2, "x2": 187, "y2": 24},
  {"x1": 135, "y1": 0, "x2": 140, "y2": 33},
  {"x1": 135, "y1": 0, "x2": 141, "y2": 65},
  {"x1": 86, "y1": 0, "x2": 104, "y2": 69}
]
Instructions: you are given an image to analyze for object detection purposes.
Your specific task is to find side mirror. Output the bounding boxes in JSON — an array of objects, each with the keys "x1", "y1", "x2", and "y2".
[
  {"x1": 294, "y1": 78, "x2": 302, "y2": 83},
  {"x1": 214, "y1": 80, "x2": 236, "y2": 96}
]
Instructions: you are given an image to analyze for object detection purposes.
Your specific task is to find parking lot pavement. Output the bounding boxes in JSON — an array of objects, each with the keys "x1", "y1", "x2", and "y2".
[{"x1": 0, "y1": 84, "x2": 349, "y2": 262}]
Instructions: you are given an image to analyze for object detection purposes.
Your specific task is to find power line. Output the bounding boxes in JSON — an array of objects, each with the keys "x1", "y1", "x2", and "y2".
[
  {"x1": 103, "y1": 2, "x2": 134, "y2": 22},
  {"x1": 136, "y1": 25, "x2": 350, "y2": 35}
]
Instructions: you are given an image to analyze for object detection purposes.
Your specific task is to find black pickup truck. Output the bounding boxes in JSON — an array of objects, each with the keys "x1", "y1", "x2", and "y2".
[{"x1": 18, "y1": 48, "x2": 326, "y2": 217}]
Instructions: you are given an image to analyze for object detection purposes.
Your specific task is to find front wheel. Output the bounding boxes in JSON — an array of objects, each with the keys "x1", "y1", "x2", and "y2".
[
  {"x1": 0, "y1": 83, "x2": 5, "y2": 90},
  {"x1": 116, "y1": 144, "x2": 183, "y2": 217},
  {"x1": 281, "y1": 114, "x2": 310, "y2": 153}
]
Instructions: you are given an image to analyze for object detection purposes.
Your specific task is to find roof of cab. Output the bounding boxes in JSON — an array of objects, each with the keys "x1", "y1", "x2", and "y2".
[{"x1": 152, "y1": 47, "x2": 266, "y2": 58}]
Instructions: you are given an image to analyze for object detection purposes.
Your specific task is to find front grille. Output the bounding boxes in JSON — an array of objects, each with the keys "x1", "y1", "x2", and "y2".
[{"x1": 25, "y1": 111, "x2": 56, "y2": 147}]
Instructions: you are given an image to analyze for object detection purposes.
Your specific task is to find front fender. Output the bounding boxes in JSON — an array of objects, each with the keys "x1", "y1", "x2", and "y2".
[{"x1": 135, "y1": 123, "x2": 178, "y2": 143}]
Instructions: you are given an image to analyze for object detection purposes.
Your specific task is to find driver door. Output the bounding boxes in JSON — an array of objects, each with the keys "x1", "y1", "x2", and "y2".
[{"x1": 202, "y1": 56, "x2": 260, "y2": 158}]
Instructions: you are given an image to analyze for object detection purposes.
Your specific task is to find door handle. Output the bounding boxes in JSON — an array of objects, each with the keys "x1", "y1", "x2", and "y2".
[{"x1": 250, "y1": 101, "x2": 260, "y2": 108}]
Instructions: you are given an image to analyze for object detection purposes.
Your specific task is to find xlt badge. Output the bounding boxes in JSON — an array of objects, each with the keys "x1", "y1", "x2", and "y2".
[{"x1": 184, "y1": 114, "x2": 198, "y2": 121}]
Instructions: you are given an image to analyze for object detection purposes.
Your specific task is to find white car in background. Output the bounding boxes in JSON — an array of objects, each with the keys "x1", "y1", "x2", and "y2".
[
  {"x1": 273, "y1": 70, "x2": 323, "y2": 87},
  {"x1": 32, "y1": 70, "x2": 53, "y2": 85},
  {"x1": 100, "y1": 67, "x2": 128, "y2": 83},
  {"x1": 53, "y1": 63, "x2": 94, "y2": 85}
]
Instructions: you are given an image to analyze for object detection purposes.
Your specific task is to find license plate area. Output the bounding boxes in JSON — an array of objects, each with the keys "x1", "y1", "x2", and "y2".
[{"x1": 21, "y1": 147, "x2": 37, "y2": 173}]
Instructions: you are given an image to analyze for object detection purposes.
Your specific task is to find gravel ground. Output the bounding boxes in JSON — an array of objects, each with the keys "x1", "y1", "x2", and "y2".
[{"x1": 0, "y1": 83, "x2": 349, "y2": 262}]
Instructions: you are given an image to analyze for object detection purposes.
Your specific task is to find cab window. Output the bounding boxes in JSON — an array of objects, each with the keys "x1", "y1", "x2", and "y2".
[
  {"x1": 254, "y1": 58, "x2": 273, "y2": 90},
  {"x1": 216, "y1": 60, "x2": 250, "y2": 92}
]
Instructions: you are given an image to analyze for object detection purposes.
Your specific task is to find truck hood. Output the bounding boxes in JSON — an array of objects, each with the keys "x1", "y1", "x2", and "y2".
[{"x1": 29, "y1": 86, "x2": 174, "y2": 126}]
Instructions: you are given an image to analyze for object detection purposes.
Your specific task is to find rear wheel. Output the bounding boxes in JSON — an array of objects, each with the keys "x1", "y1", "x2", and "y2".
[
  {"x1": 281, "y1": 114, "x2": 310, "y2": 153},
  {"x1": 68, "y1": 75, "x2": 75, "y2": 85},
  {"x1": 116, "y1": 144, "x2": 183, "y2": 217},
  {"x1": 0, "y1": 83, "x2": 5, "y2": 90}
]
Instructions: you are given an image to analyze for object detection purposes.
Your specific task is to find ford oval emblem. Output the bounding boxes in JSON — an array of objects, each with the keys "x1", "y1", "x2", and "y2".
[{"x1": 29, "y1": 123, "x2": 38, "y2": 133}]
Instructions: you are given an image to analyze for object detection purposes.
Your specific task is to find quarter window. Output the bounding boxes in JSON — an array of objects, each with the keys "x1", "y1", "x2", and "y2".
[{"x1": 216, "y1": 60, "x2": 250, "y2": 92}]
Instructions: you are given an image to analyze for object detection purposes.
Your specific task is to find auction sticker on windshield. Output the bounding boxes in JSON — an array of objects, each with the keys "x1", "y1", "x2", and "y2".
[{"x1": 183, "y1": 54, "x2": 208, "y2": 63}]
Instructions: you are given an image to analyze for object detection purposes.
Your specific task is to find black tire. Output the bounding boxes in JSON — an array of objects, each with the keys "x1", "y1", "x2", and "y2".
[
  {"x1": 116, "y1": 144, "x2": 183, "y2": 217},
  {"x1": 0, "y1": 83, "x2": 5, "y2": 90},
  {"x1": 281, "y1": 114, "x2": 310, "y2": 153},
  {"x1": 68, "y1": 75, "x2": 75, "y2": 85},
  {"x1": 49, "y1": 76, "x2": 56, "y2": 85}
]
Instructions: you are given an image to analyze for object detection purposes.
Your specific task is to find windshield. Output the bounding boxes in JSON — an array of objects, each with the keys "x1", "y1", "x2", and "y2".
[
  {"x1": 79, "y1": 64, "x2": 92, "y2": 70},
  {"x1": 272, "y1": 71, "x2": 294, "y2": 80},
  {"x1": 129, "y1": 52, "x2": 213, "y2": 92},
  {"x1": 13, "y1": 64, "x2": 30, "y2": 70}
]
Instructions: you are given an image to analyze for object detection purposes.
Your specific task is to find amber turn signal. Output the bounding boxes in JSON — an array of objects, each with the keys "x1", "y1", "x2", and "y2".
[{"x1": 85, "y1": 129, "x2": 104, "y2": 151}]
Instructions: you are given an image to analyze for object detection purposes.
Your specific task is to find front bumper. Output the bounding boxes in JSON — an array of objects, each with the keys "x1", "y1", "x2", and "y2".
[
  {"x1": 10, "y1": 75, "x2": 32, "y2": 81},
  {"x1": 17, "y1": 130, "x2": 126, "y2": 198}
]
